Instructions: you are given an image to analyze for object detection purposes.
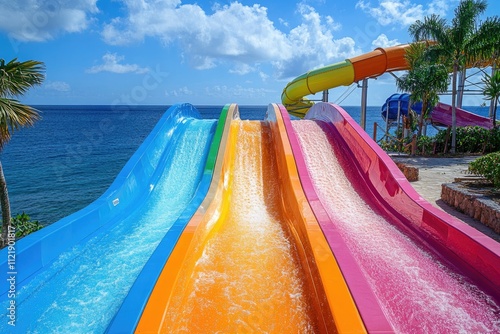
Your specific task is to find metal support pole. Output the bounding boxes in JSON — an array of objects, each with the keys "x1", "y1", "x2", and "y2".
[
  {"x1": 385, "y1": 106, "x2": 389, "y2": 139},
  {"x1": 322, "y1": 90, "x2": 329, "y2": 102},
  {"x1": 360, "y1": 79, "x2": 368, "y2": 130},
  {"x1": 489, "y1": 64, "x2": 497, "y2": 118},
  {"x1": 396, "y1": 100, "x2": 401, "y2": 138},
  {"x1": 457, "y1": 68, "x2": 466, "y2": 108}
]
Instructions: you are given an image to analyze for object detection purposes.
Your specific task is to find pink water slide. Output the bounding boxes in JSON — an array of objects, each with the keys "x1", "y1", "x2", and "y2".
[
  {"x1": 282, "y1": 102, "x2": 500, "y2": 333},
  {"x1": 431, "y1": 102, "x2": 493, "y2": 129}
]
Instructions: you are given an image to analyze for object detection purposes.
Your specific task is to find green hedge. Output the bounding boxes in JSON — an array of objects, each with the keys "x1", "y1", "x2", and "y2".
[
  {"x1": 432, "y1": 126, "x2": 500, "y2": 154},
  {"x1": 468, "y1": 152, "x2": 500, "y2": 188},
  {"x1": 0, "y1": 212, "x2": 43, "y2": 238},
  {"x1": 381, "y1": 126, "x2": 500, "y2": 154}
]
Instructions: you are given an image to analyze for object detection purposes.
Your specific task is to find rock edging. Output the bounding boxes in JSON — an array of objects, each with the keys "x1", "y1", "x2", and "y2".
[
  {"x1": 395, "y1": 162, "x2": 419, "y2": 182},
  {"x1": 441, "y1": 183, "x2": 500, "y2": 234}
]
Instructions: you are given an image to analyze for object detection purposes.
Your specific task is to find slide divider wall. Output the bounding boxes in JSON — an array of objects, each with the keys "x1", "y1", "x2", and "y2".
[
  {"x1": 105, "y1": 105, "x2": 230, "y2": 333},
  {"x1": 266, "y1": 104, "x2": 366, "y2": 333},
  {"x1": 135, "y1": 104, "x2": 237, "y2": 332}
]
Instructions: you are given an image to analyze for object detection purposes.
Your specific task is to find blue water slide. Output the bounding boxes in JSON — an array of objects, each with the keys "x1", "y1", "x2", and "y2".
[
  {"x1": 105, "y1": 105, "x2": 230, "y2": 333},
  {"x1": 0, "y1": 104, "x2": 219, "y2": 332}
]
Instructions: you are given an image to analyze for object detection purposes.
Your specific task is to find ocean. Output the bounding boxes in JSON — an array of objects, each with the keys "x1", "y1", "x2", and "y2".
[{"x1": 0, "y1": 104, "x2": 491, "y2": 225}]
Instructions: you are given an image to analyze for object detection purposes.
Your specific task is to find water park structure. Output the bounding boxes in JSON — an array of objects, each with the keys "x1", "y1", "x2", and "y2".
[{"x1": 0, "y1": 44, "x2": 499, "y2": 333}]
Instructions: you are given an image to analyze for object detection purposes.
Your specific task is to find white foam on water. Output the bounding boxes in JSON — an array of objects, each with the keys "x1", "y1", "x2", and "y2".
[
  {"x1": 292, "y1": 120, "x2": 500, "y2": 333},
  {"x1": 166, "y1": 120, "x2": 315, "y2": 333}
]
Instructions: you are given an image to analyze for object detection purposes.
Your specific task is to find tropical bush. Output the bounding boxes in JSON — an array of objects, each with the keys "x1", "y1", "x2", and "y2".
[
  {"x1": 380, "y1": 126, "x2": 500, "y2": 155},
  {"x1": 416, "y1": 135, "x2": 434, "y2": 155},
  {"x1": 0, "y1": 212, "x2": 43, "y2": 239},
  {"x1": 431, "y1": 126, "x2": 500, "y2": 154},
  {"x1": 468, "y1": 152, "x2": 500, "y2": 188}
]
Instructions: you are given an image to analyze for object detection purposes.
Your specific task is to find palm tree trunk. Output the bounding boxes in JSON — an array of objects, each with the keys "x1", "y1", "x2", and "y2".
[
  {"x1": 451, "y1": 64, "x2": 458, "y2": 154},
  {"x1": 418, "y1": 99, "x2": 427, "y2": 137},
  {"x1": 494, "y1": 97, "x2": 498, "y2": 128},
  {"x1": 0, "y1": 161, "x2": 11, "y2": 248}
]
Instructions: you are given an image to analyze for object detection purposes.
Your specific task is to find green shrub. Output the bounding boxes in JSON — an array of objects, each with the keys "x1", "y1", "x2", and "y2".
[
  {"x1": 0, "y1": 212, "x2": 43, "y2": 238},
  {"x1": 380, "y1": 126, "x2": 500, "y2": 155},
  {"x1": 468, "y1": 152, "x2": 500, "y2": 188},
  {"x1": 417, "y1": 135, "x2": 434, "y2": 154},
  {"x1": 432, "y1": 127, "x2": 500, "y2": 154}
]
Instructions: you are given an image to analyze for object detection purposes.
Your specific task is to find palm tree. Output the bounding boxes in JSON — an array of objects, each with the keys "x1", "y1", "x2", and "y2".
[
  {"x1": 482, "y1": 70, "x2": 500, "y2": 128},
  {"x1": 396, "y1": 42, "x2": 449, "y2": 136},
  {"x1": 409, "y1": 0, "x2": 500, "y2": 153},
  {"x1": 0, "y1": 58, "x2": 45, "y2": 247}
]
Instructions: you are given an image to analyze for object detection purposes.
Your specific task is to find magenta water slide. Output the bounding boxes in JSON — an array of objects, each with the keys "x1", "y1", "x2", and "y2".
[
  {"x1": 431, "y1": 102, "x2": 493, "y2": 129},
  {"x1": 281, "y1": 102, "x2": 500, "y2": 333}
]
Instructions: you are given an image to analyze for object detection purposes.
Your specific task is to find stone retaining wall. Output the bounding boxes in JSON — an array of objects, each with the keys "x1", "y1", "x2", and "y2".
[
  {"x1": 441, "y1": 183, "x2": 500, "y2": 234},
  {"x1": 395, "y1": 162, "x2": 419, "y2": 182}
]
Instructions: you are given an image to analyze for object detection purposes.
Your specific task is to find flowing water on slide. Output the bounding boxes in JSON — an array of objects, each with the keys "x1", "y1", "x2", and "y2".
[
  {"x1": 163, "y1": 120, "x2": 317, "y2": 333},
  {"x1": 292, "y1": 120, "x2": 500, "y2": 333},
  {"x1": 0, "y1": 119, "x2": 215, "y2": 333}
]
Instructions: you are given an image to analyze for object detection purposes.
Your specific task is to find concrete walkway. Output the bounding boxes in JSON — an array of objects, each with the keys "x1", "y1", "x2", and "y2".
[{"x1": 392, "y1": 155, "x2": 500, "y2": 242}]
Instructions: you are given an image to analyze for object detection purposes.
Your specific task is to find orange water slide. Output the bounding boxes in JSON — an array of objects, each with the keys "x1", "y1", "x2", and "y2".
[
  {"x1": 282, "y1": 44, "x2": 410, "y2": 117},
  {"x1": 135, "y1": 104, "x2": 365, "y2": 333}
]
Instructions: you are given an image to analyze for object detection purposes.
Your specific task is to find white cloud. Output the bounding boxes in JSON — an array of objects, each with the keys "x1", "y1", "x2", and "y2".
[
  {"x1": 259, "y1": 71, "x2": 269, "y2": 82},
  {"x1": 102, "y1": 1, "x2": 359, "y2": 79},
  {"x1": 372, "y1": 34, "x2": 399, "y2": 48},
  {"x1": 204, "y1": 85, "x2": 273, "y2": 98},
  {"x1": 274, "y1": 4, "x2": 359, "y2": 78},
  {"x1": 45, "y1": 81, "x2": 71, "y2": 92},
  {"x1": 0, "y1": 0, "x2": 98, "y2": 41},
  {"x1": 166, "y1": 86, "x2": 193, "y2": 97},
  {"x1": 87, "y1": 53, "x2": 150, "y2": 74},
  {"x1": 229, "y1": 63, "x2": 254, "y2": 75},
  {"x1": 279, "y1": 18, "x2": 289, "y2": 27},
  {"x1": 427, "y1": 0, "x2": 456, "y2": 16},
  {"x1": 355, "y1": 0, "x2": 452, "y2": 27},
  {"x1": 102, "y1": 2, "x2": 290, "y2": 66}
]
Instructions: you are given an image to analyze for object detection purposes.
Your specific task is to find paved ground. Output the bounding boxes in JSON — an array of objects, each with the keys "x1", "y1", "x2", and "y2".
[{"x1": 391, "y1": 155, "x2": 500, "y2": 242}]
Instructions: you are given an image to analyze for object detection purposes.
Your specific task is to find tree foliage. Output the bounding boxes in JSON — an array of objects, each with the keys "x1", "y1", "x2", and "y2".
[
  {"x1": 397, "y1": 42, "x2": 449, "y2": 136},
  {"x1": 0, "y1": 58, "x2": 45, "y2": 247},
  {"x1": 482, "y1": 70, "x2": 500, "y2": 128},
  {"x1": 408, "y1": 0, "x2": 500, "y2": 152},
  {"x1": 0, "y1": 58, "x2": 45, "y2": 149},
  {"x1": 468, "y1": 152, "x2": 500, "y2": 188}
]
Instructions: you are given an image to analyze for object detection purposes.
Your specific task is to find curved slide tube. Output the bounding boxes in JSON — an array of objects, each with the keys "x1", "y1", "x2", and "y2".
[
  {"x1": 432, "y1": 102, "x2": 493, "y2": 129},
  {"x1": 106, "y1": 105, "x2": 230, "y2": 332},
  {"x1": 0, "y1": 104, "x2": 218, "y2": 331},
  {"x1": 282, "y1": 44, "x2": 409, "y2": 117},
  {"x1": 136, "y1": 104, "x2": 365, "y2": 333},
  {"x1": 292, "y1": 102, "x2": 500, "y2": 331}
]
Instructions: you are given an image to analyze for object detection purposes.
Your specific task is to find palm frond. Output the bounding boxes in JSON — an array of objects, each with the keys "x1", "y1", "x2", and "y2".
[
  {"x1": 0, "y1": 58, "x2": 45, "y2": 98},
  {"x1": 451, "y1": 0, "x2": 487, "y2": 47},
  {"x1": 464, "y1": 16, "x2": 500, "y2": 65},
  {"x1": 409, "y1": 14, "x2": 448, "y2": 42},
  {"x1": 0, "y1": 97, "x2": 41, "y2": 149},
  {"x1": 482, "y1": 71, "x2": 500, "y2": 101}
]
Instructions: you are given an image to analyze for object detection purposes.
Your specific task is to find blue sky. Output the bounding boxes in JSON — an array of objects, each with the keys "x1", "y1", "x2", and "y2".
[{"x1": 1, "y1": 0, "x2": 498, "y2": 106}]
